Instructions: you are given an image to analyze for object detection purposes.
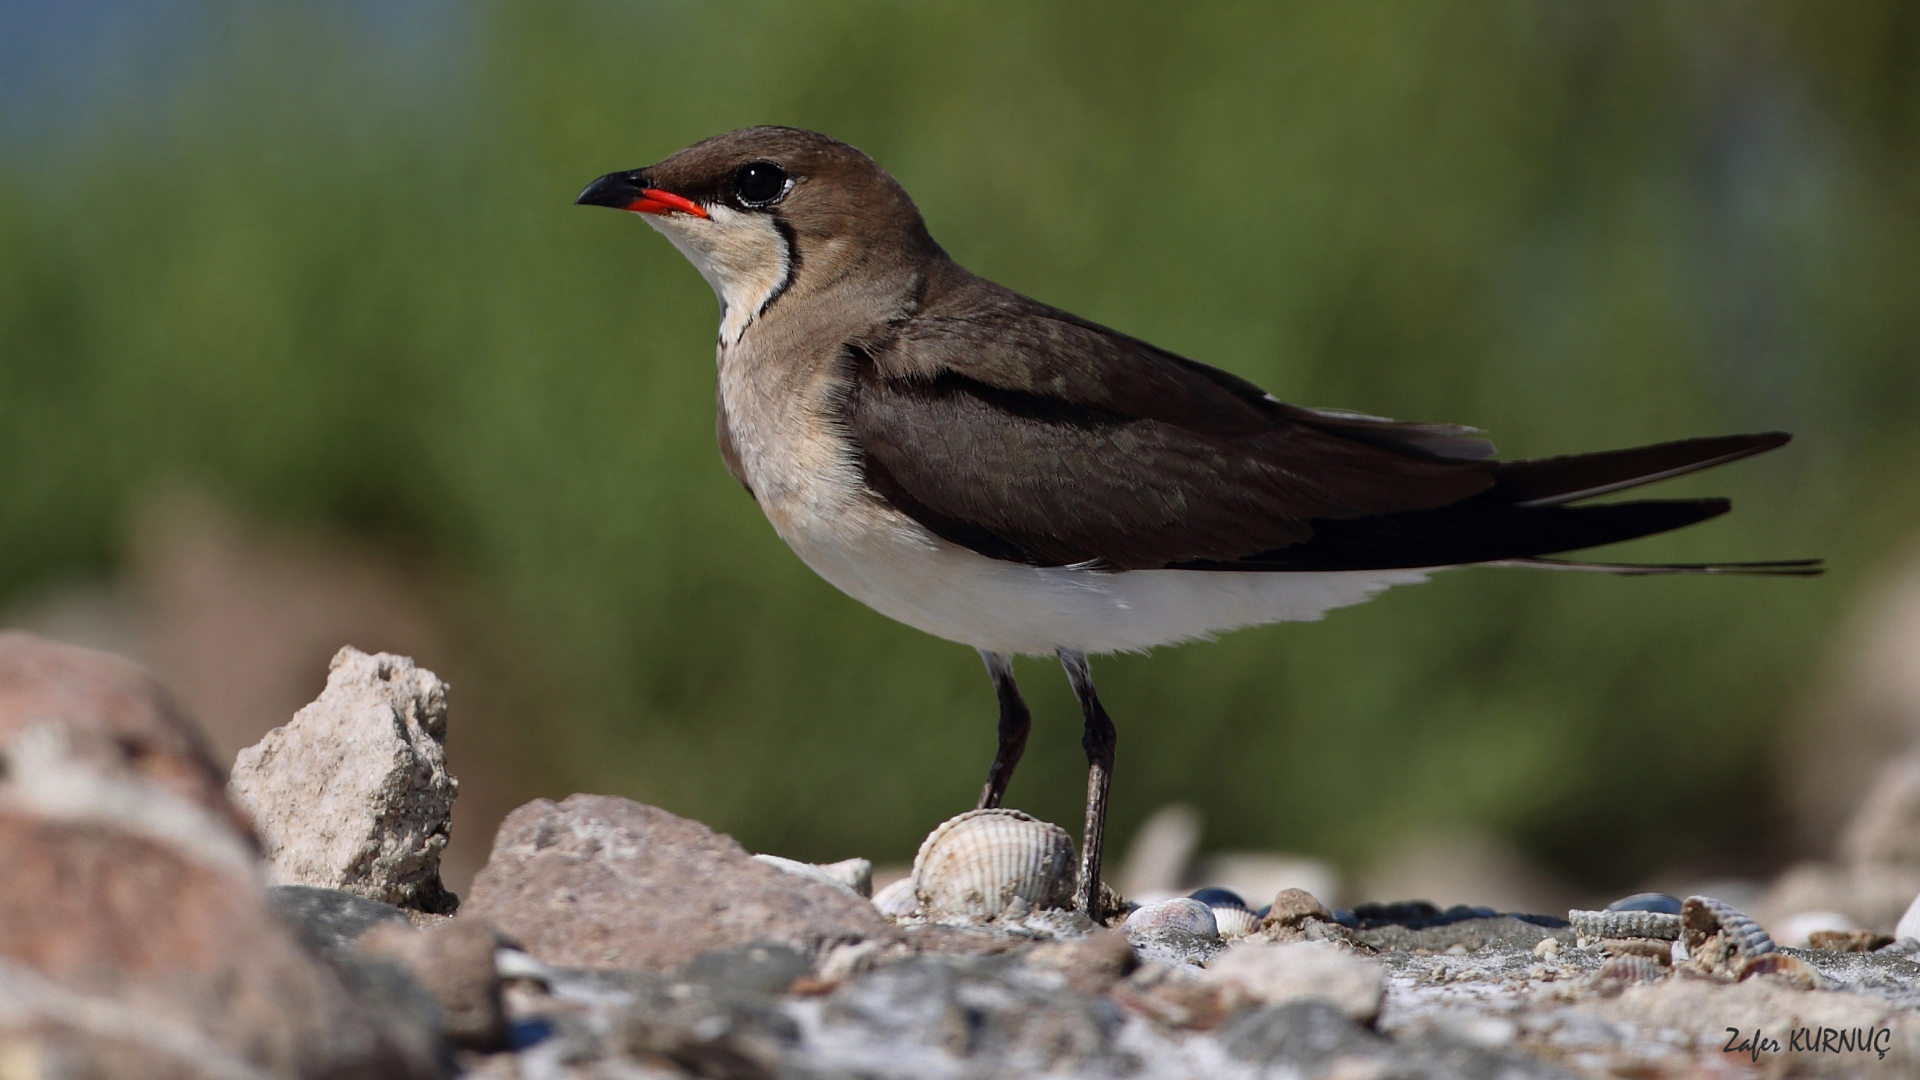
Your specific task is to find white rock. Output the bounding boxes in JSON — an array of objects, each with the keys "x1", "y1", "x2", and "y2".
[
  {"x1": 819, "y1": 857, "x2": 874, "y2": 897},
  {"x1": 1202, "y1": 940, "x2": 1385, "y2": 1023},
  {"x1": 752, "y1": 854, "x2": 872, "y2": 898},
  {"x1": 229, "y1": 647, "x2": 457, "y2": 911}
]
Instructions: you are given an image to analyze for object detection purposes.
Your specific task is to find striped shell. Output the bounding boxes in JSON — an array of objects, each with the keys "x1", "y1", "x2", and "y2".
[
  {"x1": 1568, "y1": 908, "x2": 1682, "y2": 942},
  {"x1": 1210, "y1": 906, "x2": 1260, "y2": 938},
  {"x1": 912, "y1": 809, "x2": 1076, "y2": 918},
  {"x1": 1122, "y1": 897, "x2": 1220, "y2": 943},
  {"x1": 1189, "y1": 888, "x2": 1256, "y2": 938},
  {"x1": 1592, "y1": 955, "x2": 1668, "y2": 988},
  {"x1": 1682, "y1": 895, "x2": 1776, "y2": 958}
]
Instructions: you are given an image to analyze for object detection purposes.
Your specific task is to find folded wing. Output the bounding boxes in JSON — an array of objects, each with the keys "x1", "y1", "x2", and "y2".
[{"x1": 842, "y1": 272, "x2": 1802, "y2": 574}]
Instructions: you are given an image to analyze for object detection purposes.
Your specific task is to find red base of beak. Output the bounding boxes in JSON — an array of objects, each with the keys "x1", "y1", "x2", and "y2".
[{"x1": 626, "y1": 189, "x2": 709, "y2": 219}]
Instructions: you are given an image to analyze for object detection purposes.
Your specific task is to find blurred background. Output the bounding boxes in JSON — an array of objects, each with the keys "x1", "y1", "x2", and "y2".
[{"x1": 2, "y1": 0, "x2": 1917, "y2": 910}]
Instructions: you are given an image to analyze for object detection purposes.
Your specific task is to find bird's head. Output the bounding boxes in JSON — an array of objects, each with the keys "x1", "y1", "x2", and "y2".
[{"x1": 576, "y1": 127, "x2": 941, "y2": 340}]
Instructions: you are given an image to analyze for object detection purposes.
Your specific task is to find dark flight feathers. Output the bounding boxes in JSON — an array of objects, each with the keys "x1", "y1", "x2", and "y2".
[{"x1": 842, "y1": 271, "x2": 1808, "y2": 575}]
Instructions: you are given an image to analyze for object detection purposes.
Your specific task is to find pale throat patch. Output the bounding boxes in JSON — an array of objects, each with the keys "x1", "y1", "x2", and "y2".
[{"x1": 643, "y1": 205, "x2": 792, "y2": 346}]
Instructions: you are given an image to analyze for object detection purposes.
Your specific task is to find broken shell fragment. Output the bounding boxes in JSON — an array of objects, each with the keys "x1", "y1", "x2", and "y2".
[
  {"x1": 1681, "y1": 895, "x2": 1775, "y2": 958},
  {"x1": 1598, "y1": 938, "x2": 1673, "y2": 965},
  {"x1": 1680, "y1": 895, "x2": 1778, "y2": 980},
  {"x1": 912, "y1": 808, "x2": 1076, "y2": 918},
  {"x1": 1590, "y1": 955, "x2": 1667, "y2": 996},
  {"x1": 1568, "y1": 908, "x2": 1681, "y2": 942}
]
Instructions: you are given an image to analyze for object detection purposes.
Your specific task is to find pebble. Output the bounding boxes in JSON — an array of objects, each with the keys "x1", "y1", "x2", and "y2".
[{"x1": 230, "y1": 647, "x2": 459, "y2": 913}]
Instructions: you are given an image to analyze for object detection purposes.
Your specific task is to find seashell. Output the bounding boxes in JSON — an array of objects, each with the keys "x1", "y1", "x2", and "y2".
[
  {"x1": 1568, "y1": 909, "x2": 1681, "y2": 942},
  {"x1": 1681, "y1": 896, "x2": 1775, "y2": 958},
  {"x1": 1121, "y1": 897, "x2": 1219, "y2": 943},
  {"x1": 912, "y1": 808, "x2": 1076, "y2": 918},
  {"x1": 1599, "y1": 938, "x2": 1673, "y2": 965},
  {"x1": 1188, "y1": 887, "x2": 1256, "y2": 938},
  {"x1": 1210, "y1": 906, "x2": 1260, "y2": 938},
  {"x1": 1590, "y1": 955, "x2": 1667, "y2": 995},
  {"x1": 1679, "y1": 896, "x2": 1776, "y2": 979},
  {"x1": 1605, "y1": 892, "x2": 1682, "y2": 914},
  {"x1": 872, "y1": 875, "x2": 920, "y2": 918}
]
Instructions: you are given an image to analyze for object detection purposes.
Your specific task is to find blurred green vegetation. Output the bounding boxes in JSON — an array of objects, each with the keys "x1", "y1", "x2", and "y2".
[{"x1": 2, "y1": 0, "x2": 1916, "y2": 889}]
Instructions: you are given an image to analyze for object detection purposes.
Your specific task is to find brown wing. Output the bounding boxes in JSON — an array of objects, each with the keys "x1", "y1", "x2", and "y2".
[{"x1": 841, "y1": 273, "x2": 1497, "y2": 570}]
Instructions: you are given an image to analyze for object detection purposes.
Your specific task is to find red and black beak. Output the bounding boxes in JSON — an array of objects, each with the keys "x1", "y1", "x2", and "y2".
[{"x1": 574, "y1": 171, "x2": 709, "y2": 218}]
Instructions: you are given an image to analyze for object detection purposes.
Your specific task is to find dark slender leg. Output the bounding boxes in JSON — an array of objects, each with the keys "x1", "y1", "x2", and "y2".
[
  {"x1": 975, "y1": 650, "x2": 1032, "y2": 810},
  {"x1": 1058, "y1": 648, "x2": 1116, "y2": 917}
]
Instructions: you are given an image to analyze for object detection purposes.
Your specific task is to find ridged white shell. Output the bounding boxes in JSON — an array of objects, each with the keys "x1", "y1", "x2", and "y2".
[
  {"x1": 1211, "y1": 906, "x2": 1259, "y2": 938},
  {"x1": 912, "y1": 809, "x2": 1076, "y2": 917},
  {"x1": 1121, "y1": 897, "x2": 1220, "y2": 942},
  {"x1": 1568, "y1": 909, "x2": 1681, "y2": 941},
  {"x1": 872, "y1": 875, "x2": 919, "y2": 918}
]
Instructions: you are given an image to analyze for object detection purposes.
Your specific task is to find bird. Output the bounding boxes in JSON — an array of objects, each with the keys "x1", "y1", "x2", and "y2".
[{"x1": 575, "y1": 126, "x2": 1819, "y2": 917}]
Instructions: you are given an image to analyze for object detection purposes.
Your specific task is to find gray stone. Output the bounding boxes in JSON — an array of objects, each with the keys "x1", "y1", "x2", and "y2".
[
  {"x1": 358, "y1": 919, "x2": 507, "y2": 1050},
  {"x1": 270, "y1": 885, "x2": 413, "y2": 957},
  {"x1": 230, "y1": 647, "x2": 458, "y2": 913},
  {"x1": 678, "y1": 943, "x2": 814, "y2": 999},
  {"x1": 463, "y1": 794, "x2": 891, "y2": 970}
]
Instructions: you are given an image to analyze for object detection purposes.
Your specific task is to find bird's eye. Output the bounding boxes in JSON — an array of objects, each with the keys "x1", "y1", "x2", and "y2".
[{"x1": 734, "y1": 161, "x2": 788, "y2": 207}]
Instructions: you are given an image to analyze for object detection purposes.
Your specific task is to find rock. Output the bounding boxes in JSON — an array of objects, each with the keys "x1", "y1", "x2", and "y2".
[
  {"x1": 0, "y1": 634, "x2": 442, "y2": 1079},
  {"x1": 1217, "y1": 1000, "x2": 1391, "y2": 1070},
  {"x1": 815, "y1": 953, "x2": 1140, "y2": 1075},
  {"x1": 818, "y1": 857, "x2": 875, "y2": 897},
  {"x1": 358, "y1": 919, "x2": 508, "y2": 1050},
  {"x1": 678, "y1": 943, "x2": 813, "y2": 998},
  {"x1": 1261, "y1": 887, "x2": 1332, "y2": 931},
  {"x1": 463, "y1": 794, "x2": 890, "y2": 970},
  {"x1": 0, "y1": 631, "x2": 253, "y2": 848},
  {"x1": 1021, "y1": 929, "x2": 1138, "y2": 996},
  {"x1": 272, "y1": 885, "x2": 415, "y2": 956},
  {"x1": 230, "y1": 647, "x2": 458, "y2": 913},
  {"x1": 1202, "y1": 940, "x2": 1386, "y2": 1023}
]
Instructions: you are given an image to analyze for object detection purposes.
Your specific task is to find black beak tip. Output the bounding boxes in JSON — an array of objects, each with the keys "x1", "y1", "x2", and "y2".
[{"x1": 576, "y1": 170, "x2": 642, "y2": 209}]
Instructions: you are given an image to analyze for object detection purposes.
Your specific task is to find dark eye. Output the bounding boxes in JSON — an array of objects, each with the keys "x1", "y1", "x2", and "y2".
[{"x1": 734, "y1": 161, "x2": 788, "y2": 206}]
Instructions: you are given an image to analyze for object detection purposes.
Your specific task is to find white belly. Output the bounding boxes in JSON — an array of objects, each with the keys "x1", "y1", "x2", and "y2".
[
  {"x1": 773, "y1": 497, "x2": 1432, "y2": 656},
  {"x1": 717, "y1": 337, "x2": 1431, "y2": 657}
]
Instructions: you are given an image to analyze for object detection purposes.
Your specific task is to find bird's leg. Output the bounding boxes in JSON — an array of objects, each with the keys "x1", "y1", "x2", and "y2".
[
  {"x1": 1058, "y1": 648, "x2": 1116, "y2": 917},
  {"x1": 975, "y1": 650, "x2": 1032, "y2": 810}
]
